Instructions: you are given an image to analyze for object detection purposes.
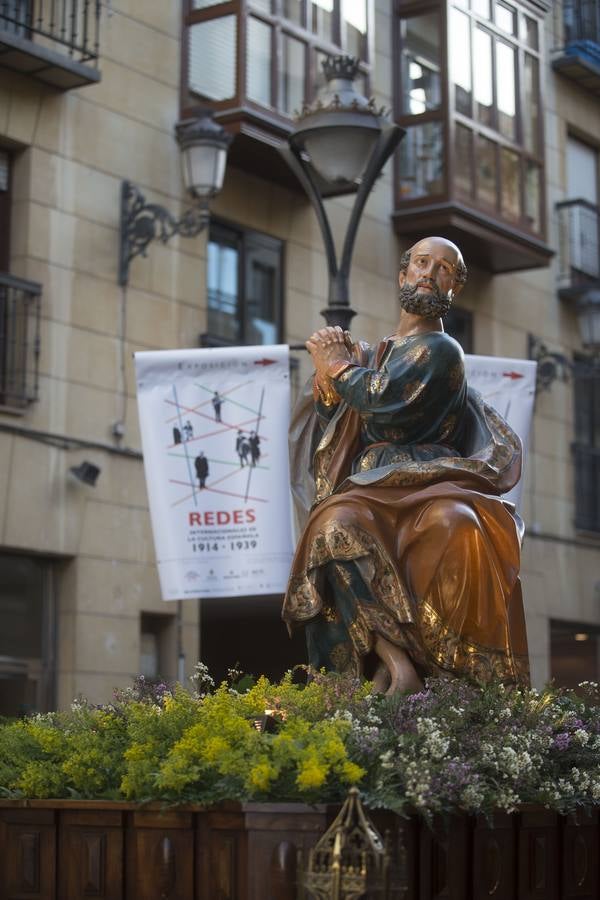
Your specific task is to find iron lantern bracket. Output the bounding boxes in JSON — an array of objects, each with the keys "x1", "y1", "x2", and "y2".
[
  {"x1": 118, "y1": 180, "x2": 209, "y2": 286},
  {"x1": 279, "y1": 122, "x2": 404, "y2": 331},
  {"x1": 528, "y1": 333, "x2": 575, "y2": 394}
]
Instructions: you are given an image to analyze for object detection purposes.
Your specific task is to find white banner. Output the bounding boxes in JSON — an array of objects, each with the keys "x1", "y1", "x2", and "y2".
[
  {"x1": 135, "y1": 345, "x2": 294, "y2": 600},
  {"x1": 465, "y1": 355, "x2": 537, "y2": 508}
]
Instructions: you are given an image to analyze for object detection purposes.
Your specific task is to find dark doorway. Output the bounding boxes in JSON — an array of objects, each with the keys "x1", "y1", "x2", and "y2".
[
  {"x1": 200, "y1": 595, "x2": 307, "y2": 684},
  {"x1": 550, "y1": 619, "x2": 600, "y2": 691}
]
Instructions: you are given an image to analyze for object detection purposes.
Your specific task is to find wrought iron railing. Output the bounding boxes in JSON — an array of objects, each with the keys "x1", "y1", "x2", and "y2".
[
  {"x1": 0, "y1": 0, "x2": 101, "y2": 64},
  {"x1": 563, "y1": 0, "x2": 600, "y2": 45},
  {"x1": 556, "y1": 199, "x2": 600, "y2": 288},
  {"x1": 573, "y1": 443, "x2": 600, "y2": 532},
  {"x1": 0, "y1": 273, "x2": 41, "y2": 409}
]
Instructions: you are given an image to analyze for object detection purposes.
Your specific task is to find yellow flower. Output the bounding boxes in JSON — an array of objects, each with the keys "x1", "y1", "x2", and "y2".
[
  {"x1": 297, "y1": 757, "x2": 327, "y2": 790},
  {"x1": 201, "y1": 736, "x2": 229, "y2": 764},
  {"x1": 248, "y1": 761, "x2": 277, "y2": 792},
  {"x1": 340, "y1": 761, "x2": 365, "y2": 784}
]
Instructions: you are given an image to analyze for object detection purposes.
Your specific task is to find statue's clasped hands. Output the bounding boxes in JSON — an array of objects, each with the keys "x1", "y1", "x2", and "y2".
[
  {"x1": 306, "y1": 326, "x2": 353, "y2": 403},
  {"x1": 306, "y1": 326, "x2": 352, "y2": 368}
]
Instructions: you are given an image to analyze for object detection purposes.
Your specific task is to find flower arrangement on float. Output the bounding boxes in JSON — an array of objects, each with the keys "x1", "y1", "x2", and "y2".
[{"x1": 1, "y1": 663, "x2": 600, "y2": 819}]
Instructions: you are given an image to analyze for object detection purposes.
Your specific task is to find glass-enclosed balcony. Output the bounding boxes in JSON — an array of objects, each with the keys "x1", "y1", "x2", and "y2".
[
  {"x1": 393, "y1": 0, "x2": 553, "y2": 274},
  {"x1": 180, "y1": 0, "x2": 372, "y2": 187}
]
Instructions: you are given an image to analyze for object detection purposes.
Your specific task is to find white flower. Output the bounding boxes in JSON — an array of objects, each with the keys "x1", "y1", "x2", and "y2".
[
  {"x1": 461, "y1": 784, "x2": 484, "y2": 809},
  {"x1": 573, "y1": 729, "x2": 589, "y2": 746},
  {"x1": 380, "y1": 750, "x2": 395, "y2": 770}
]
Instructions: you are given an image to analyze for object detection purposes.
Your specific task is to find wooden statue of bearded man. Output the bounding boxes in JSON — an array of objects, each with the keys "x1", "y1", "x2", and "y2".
[{"x1": 282, "y1": 236, "x2": 530, "y2": 694}]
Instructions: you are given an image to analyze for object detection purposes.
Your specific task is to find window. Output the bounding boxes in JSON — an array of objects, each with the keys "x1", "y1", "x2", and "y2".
[
  {"x1": 0, "y1": 149, "x2": 11, "y2": 272},
  {"x1": 202, "y1": 223, "x2": 284, "y2": 347},
  {"x1": 397, "y1": 9, "x2": 445, "y2": 199},
  {"x1": 0, "y1": 553, "x2": 55, "y2": 717},
  {"x1": 445, "y1": 307, "x2": 473, "y2": 353},
  {"x1": 551, "y1": 620, "x2": 600, "y2": 690},
  {"x1": 573, "y1": 361, "x2": 600, "y2": 533},
  {"x1": 0, "y1": 273, "x2": 41, "y2": 409},
  {"x1": 447, "y1": 1, "x2": 544, "y2": 232},
  {"x1": 0, "y1": 150, "x2": 41, "y2": 410},
  {"x1": 558, "y1": 138, "x2": 599, "y2": 286},
  {"x1": 182, "y1": 0, "x2": 371, "y2": 122}
]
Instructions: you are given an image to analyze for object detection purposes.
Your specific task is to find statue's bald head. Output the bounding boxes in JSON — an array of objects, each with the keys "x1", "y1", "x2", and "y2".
[
  {"x1": 397, "y1": 236, "x2": 467, "y2": 319},
  {"x1": 399, "y1": 237, "x2": 468, "y2": 288}
]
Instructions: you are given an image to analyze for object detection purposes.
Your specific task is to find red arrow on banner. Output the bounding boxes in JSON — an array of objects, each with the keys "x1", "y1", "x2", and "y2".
[
  {"x1": 502, "y1": 371, "x2": 524, "y2": 380},
  {"x1": 254, "y1": 358, "x2": 277, "y2": 366}
]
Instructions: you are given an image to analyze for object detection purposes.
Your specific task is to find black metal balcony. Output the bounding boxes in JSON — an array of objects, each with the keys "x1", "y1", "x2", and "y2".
[
  {"x1": 0, "y1": 0, "x2": 101, "y2": 89},
  {"x1": 557, "y1": 199, "x2": 600, "y2": 300},
  {"x1": 553, "y1": 0, "x2": 600, "y2": 95},
  {"x1": 0, "y1": 273, "x2": 41, "y2": 410}
]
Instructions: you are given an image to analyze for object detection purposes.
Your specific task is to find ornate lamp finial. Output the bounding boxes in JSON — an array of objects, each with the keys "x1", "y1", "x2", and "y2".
[{"x1": 302, "y1": 787, "x2": 398, "y2": 899}]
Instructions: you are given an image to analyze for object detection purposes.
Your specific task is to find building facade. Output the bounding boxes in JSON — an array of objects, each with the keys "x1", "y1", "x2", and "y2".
[{"x1": 0, "y1": 0, "x2": 598, "y2": 713}]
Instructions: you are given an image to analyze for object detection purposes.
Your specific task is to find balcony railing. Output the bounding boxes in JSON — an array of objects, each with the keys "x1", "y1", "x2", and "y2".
[
  {"x1": 564, "y1": 0, "x2": 600, "y2": 44},
  {"x1": 557, "y1": 199, "x2": 600, "y2": 299},
  {"x1": 553, "y1": 0, "x2": 600, "y2": 92},
  {"x1": 0, "y1": 0, "x2": 101, "y2": 88},
  {"x1": 0, "y1": 273, "x2": 41, "y2": 410}
]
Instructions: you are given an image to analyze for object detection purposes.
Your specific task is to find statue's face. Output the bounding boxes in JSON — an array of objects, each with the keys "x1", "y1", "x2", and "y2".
[{"x1": 398, "y1": 238, "x2": 464, "y2": 319}]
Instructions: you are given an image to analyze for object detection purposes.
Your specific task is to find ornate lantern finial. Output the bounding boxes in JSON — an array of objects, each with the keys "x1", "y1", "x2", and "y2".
[{"x1": 302, "y1": 787, "x2": 394, "y2": 899}]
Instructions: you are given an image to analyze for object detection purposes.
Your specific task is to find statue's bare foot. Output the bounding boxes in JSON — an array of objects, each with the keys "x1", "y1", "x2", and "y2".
[
  {"x1": 371, "y1": 662, "x2": 391, "y2": 693},
  {"x1": 374, "y1": 635, "x2": 423, "y2": 695}
]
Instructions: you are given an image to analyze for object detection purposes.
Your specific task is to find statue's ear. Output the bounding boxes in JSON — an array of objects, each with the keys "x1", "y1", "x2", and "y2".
[
  {"x1": 451, "y1": 280, "x2": 464, "y2": 299},
  {"x1": 398, "y1": 269, "x2": 406, "y2": 289}
]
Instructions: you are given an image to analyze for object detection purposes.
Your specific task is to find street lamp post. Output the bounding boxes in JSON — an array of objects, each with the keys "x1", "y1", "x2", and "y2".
[{"x1": 280, "y1": 56, "x2": 404, "y2": 330}]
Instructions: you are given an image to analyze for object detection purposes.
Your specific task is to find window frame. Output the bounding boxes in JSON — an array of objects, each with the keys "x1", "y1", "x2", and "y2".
[{"x1": 201, "y1": 219, "x2": 285, "y2": 348}]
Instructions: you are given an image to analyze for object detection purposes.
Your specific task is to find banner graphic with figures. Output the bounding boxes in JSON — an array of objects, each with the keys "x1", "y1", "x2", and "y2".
[
  {"x1": 135, "y1": 345, "x2": 294, "y2": 601},
  {"x1": 465, "y1": 354, "x2": 537, "y2": 509}
]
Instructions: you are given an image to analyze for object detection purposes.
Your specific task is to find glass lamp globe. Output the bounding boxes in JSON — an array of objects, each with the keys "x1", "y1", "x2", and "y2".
[
  {"x1": 290, "y1": 56, "x2": 384, "y2": 186},
  {"x1": 175, "y1": 111, "x2": 232, "y2": 200},
  {"x1": 577, "y1": 290, "x2": 600, "y2": 352}
]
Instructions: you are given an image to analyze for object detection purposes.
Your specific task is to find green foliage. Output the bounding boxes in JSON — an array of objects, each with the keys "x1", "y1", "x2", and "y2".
[
  {"x1": 0, "y1": 703, "x2": 128, "y2": 799},
  {"x1": 2, "y1": 671, "x2": 600, "y2": 817}
]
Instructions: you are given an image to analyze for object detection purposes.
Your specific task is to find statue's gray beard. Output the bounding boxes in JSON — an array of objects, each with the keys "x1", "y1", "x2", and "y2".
[{"x1": 398, "y1": 282, "x2": 452, "y2": 319}]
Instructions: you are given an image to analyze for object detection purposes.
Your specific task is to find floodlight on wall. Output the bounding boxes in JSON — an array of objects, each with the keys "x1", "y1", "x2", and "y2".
[
  {"x1": 69, "y1": 461, "x2": 101, "y2": 487},
  {"x1": 118, "y1": 110, "x2": 233, "y2": 286}
]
